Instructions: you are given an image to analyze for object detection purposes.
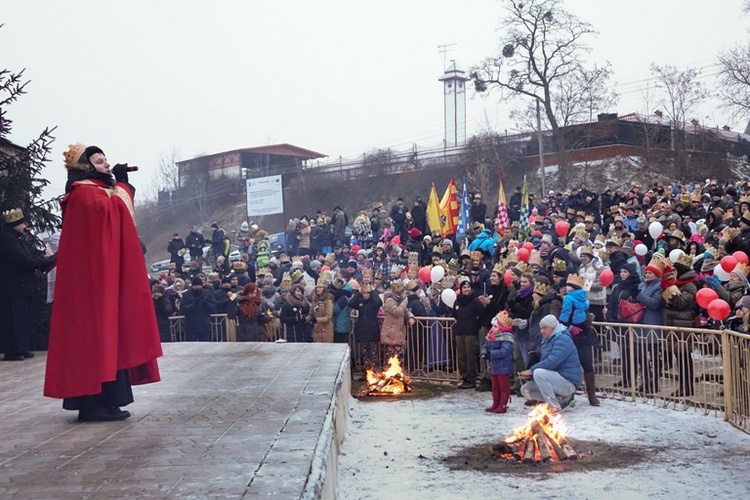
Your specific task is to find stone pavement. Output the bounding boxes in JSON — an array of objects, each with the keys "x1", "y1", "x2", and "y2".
[{"x1": 0, "y1": 343, "x2": 350, "y2": 499}]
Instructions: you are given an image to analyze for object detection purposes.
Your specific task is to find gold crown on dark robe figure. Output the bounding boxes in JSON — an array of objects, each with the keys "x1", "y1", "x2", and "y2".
[
  {"x1": 2, "y1": 208, "x2": 24, "y2": 224},
  {"x1": 63, "y1": 143, "x2": 88, "y2": 170}
]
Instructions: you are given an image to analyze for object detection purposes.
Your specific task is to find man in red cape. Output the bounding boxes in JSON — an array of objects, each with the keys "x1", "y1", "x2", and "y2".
[{"x1": 45, "y1": 144, "x2": 162, "y2": 422}]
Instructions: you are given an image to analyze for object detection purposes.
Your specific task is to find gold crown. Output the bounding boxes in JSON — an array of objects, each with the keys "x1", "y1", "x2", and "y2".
[
  {"x1": 534, "y1": 282, "x2": 551, "y2": 297},
  {"x1": 494, "y1": 311, "x2": 513, "y2": 329},
  {"x1": 232, "y1": 261, "x2": 246, "y2": 270},
  {"x1": 440, "y1": 275, "x2": 456, "y2": 289},
  {"x1": 675, "y1": 253, "x2": 693, "y2": 269},
  {"x1": 576, "y1": 210, "x2": 586, "y2": 217},
  {"x1": 515, "y1": 262, "x2": 530, "y2": 274},
  {"x1": 584, "y1": 214, "x2": 595, "y2": 223},
  {"x1": 703, "y1": 244, "x2": 718, "y2": 258},
  {"x1": 448, "y1": 258, "x2": 460, "y2": 271},
  {"x1": 574, "y1": 230, "x2": 589, "y2": 241},
  {"x1": 734, "y1": 262, "x2": 750, "y2": 277},
  {"x1": 609, "y1": 205, "x2": 620, "y2": 214},
  {"x1": 456, "y1": 275, "x2": 470, "y2": 286},
  {"x1": 324, "y1": 253, "x2": 336, "y2": 265},
  {"x1": 552, "y1": 258, "x2": 567, "y2": 272},
  {"x1": 291, "y1": 256, "x2": 303, "y2": 263},
  {"x1": 2, "y1": 208, "x2": 24, "y2": 224},
  {"x1": 646, "y1": 257, "x2": 668, "y2": 273},
  {"x1": 390, "y1": 279, "x2": 404, "y2": 293},
  {"x1": 390, "y1": 264, "x2": 404, "y2": 276},
  {"x1": 739, "y1": 196, "x2": 750, "y2": 205},
  {"x1": 316, "y1": 271, "x2": 334, "y2": 288},
  {"x1": 722, "y1": 211, "x2": 735, "y2": 221},
  {"x1": 63, "y1": 143, "x2": 88, "y2": 170},
  {"x1": 528, "y1": 250, "x2": 543, "y2": 266},
  {"x1": 280, "y1": 272, "x2": 293, "y2": 290},
  {"x1": 607, "y1": 236, "x2": 623, "y2": 247},
  {"x1": 579, "y1": 246, "x2": 594, "y2": 256},
  {"x1": 492, "y1": 262, "x2": 504, "y2": 274},
  {"x1": 290, "y1": 268, "x2": 304, "y2": 283},
  {"x1": 566, "y1": 273, "x2": 585, "y2": 288},
  {"x1": 257, "y1": 267, "x2": 271, "y2": 276},
  {"x1": 470, "y1": 251, "x2": 483, "y2": 261},
  {"x1": 359, "y1": 283, "x2": 372, "y2": 293},
  {"x1": 614, "y1": 215, "x2": 624, "y2": 222},
  {"x1": 362, "y1": 268, "x2": 373, "y2": 280}
]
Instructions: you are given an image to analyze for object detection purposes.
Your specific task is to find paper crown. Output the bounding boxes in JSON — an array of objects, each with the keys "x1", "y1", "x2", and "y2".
[
  {"x1": 606, "y1": 236, "x2": 623, "y2": 247},
  {"x1": 566, "y1": 273, "x2": 585, "y2": 288},
  {"x1": 390, "y1": 280, "x2": 404, "y2": 293},
  {"x1": 703, "y1": 244, "x2": 718, "y2": 259},
  {"x1": 470, "y1": 250, "x2": 483, "y2": 261},
  {"x1": 667, "y1": 229, "x2": 686, "y2": 241},
  {"x1": 256, "y1": 267, "x2": 271, "y2": 276},
  {"x1": 316, "y1": 271, "x2": 334, "y2": 288},
  {"x1": 390, "y1": 264, "x2": 404, "y2": 276},
  {"x1": 291, "y1": 256, "x2": 303, "y2": 263},
  {"x1": 232, "y1": 261, "x2": 245, "y2": 270},
  {"x1": 528, "y1": 250, "x2": 543, "y2": 266},
  {"x1": 579, "y1": 246, "x2": 594, "y2": 257},
  {"x1": 552, "y1": 258, "x2": 568, "y2": 272},
  {"x1": 359, "y1": 282, "x2": 372, "y2": 293},
  {"x1": 492, "y1": 262, "x2": 504, "y2": 274},
  {"x1": 584, "y1": 214, "x2": 595, "y2": 223},
  {"x1": 280, "y1": 272, "x2": 292, "y2": 290},
  {"x1": 440, "y1": 275, "x2": 456, "y2": 289},
  {"x1": 646, "y1": 257, "x2": 668, "y2": 273},
  {"x1": 447, "y1": 258, "x2": 460, "y2": 271},
  {"x1": 675, "y1": 253, "x2": 694, "y2": 269},
  {"x1": 534, "y1": 282, "x2": 551, "y2": 297},
  {"x1": 362, "y1": 268, "x2": 373, "y2": 280},
  {"x1": 2, "y1": 208, "x2": 24, "y2": 225},
  {"x1": 733, "y1": 262, "x2": 750, "y2": 277},
  {"x1": 63, "y1": 143, "x2": 88, "y2": 170},
  {"x1": 576, "y1": 210, "x2": 586, "y2": 217},
  {"x1": 494, "y1": 311, "x2": 513, "y2": 329},
  {"x1": 289, "y1": 268, "x2": 304, "y2": 283},
  {"x1": 456, "y1": 275, "x2": 470, "y2": 286},
  {"x1": 609, "y1": 205, "x2": 620, "y2": 214},
  {"x1": 515, "y1": 261, "x2": 530, "y2": 274}
]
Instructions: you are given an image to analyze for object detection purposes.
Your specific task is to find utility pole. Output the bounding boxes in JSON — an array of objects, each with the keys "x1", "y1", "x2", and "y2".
[{"x1": 536, "y1": 100, "x2": 546, "y2": 197}]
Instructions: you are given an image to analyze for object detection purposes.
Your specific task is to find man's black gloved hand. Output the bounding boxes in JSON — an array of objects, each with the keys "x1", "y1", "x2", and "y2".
[{"x1": 112, "y1": 163, "x2": 130, "y2": 183}]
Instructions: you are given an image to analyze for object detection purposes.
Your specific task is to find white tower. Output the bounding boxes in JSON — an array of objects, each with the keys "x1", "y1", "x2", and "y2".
[{"x1": 439, "y1": 61, "x2": 470, "y2": 148}]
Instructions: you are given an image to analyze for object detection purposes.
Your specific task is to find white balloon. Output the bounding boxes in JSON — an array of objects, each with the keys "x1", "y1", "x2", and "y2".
[
  {"x1": 714, "y1": 265, "x2": 731, "y2": 282},
  {"x1": 441, "y1": 288, "x2": 457, "y2": 308},
  {"x1": 635, "y1": 243, "x2": 648, "y2": 256},
  {"x1": 648, "y1": 221, "x2": 663, "y2": 240},
  {"x1": 430, "y1": 265, "x2": 445, "y2": 283},
  {"x1": 669, "y1": 249, "x2": 685, "y2": 263}
]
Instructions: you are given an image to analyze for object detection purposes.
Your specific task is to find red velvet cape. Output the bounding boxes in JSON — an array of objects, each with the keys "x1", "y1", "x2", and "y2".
[{"x1": 44, "y1": 179, "x2": 162, "y2": 399}]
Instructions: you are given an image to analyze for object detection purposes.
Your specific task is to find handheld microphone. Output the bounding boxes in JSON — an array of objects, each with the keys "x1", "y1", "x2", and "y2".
[{"x1": 126, "y1": 166, "x2": 139, "y2": 172}]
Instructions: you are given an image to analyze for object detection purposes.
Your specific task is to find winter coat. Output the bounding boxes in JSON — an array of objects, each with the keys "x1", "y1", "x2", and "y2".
[
  {"x1": 449, "y1": 291, "x2": 484, "y2": 336},
  {"x1": 308, "y1": 291, "x2": 333, "y2": 342},
  {"x1": 528, "y1": 292, "x2": 562, "y2": 358},
  {"x1": 507, "y1": 286, "x2": 534, "y2": 342},
  {"x1": 664, "y1": 271, "x2": 698, "y2": 328},
  {"x1": 349, "y1": 291, "x2": 383, "y2": 342},
  {"x1": 153, "y1": 295, "x2": 174, "y2": 341},
  {"x1": 560, "y1": 288, "x2": 589, "y2": 327},
  {"x1": 481, "y1": 330, "x2": 514, "y2": 376},
  {"x1": 579, "y1": 260, "x2": 606, "y2": 306},
  {"x1": 180, "y1": 287, "x2": 216, "y2": 339},
  {"x1": 298, "y1": 220, "x2": 311, "y2": 250},
  {"x1": 280, "y1": 294, "x2": 311, "y2": 342},
  {"x1": 467, "y1": 229, "x2": 496, "y2": 254},
  {"x1": 406, "y1": 293, "x2": 428, "y2": 317},
  {"x1": 332, "y1": 287, "x2": 352, "y2": 334},
  {"x1": 0, "y1": 227, "x2": 48, "y2": 300},
  {"x1": 636, "y1": 277, "x2": 665, "y2": 331},
  {"x1": 531, "y1": 324, "x2": 582, "y2": 387},
  {"x1": 478, "y1": 283, "x2": 510, "y2": 328},
  {"x1": 606, "y1": 274, "x2": 642, "y2": 321},
  {"x1": 381, "y1": 290, "x2": 412, "y2": 345}
]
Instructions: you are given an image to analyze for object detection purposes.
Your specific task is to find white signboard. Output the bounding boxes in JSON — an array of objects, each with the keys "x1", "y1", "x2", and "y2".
[{"x1": 246, "y1": 175, "x2": 284, "y2": 217}]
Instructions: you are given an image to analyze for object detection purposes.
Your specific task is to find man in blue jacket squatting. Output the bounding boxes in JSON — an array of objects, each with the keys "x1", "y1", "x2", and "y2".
[{"x1": 518, "y1": 314, "x2": 581, "y2": 412}]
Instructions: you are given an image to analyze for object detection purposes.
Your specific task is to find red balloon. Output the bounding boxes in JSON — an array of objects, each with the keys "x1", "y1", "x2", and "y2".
[
  {"x1": 733, "y1": 251, "x2": 749, "y2": 265},
  {"x1": 696, "y1": 288, "x2": 719, "y2": 309},
  {"x1": 418, "y1": 266, "x2": 431, "y2": 283},
  {"x1": 720, "y1": 255, "x2": 738, "y2": 273},
  {"x1": 555, "y1": 220, "x2": 570, "y2": 237},
  {"x1": 391, "y1": 235, "x2": 401, "y2": 246},
  {"x1": 504, "y1": 269, "x2": 513, "y2": 287},
  {"x1": 707, "y1": 298, "x2": 731, "y2": 321},
  {"x1": 599, "y1": 269, "x2": 614, "y2": 287},
  {"x1": 522, "y1": 242, "x2": 534, "y2": 251},
  {"x1": 517, "y1": 247, "x2": 530, "y2": 262}
]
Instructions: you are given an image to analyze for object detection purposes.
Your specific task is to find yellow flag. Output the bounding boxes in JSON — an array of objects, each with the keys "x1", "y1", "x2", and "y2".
[
  {"x1": 439, "y1": 177, "x2": 459, "y2": 237},
  {"x1": 426, "y1": 182, "x2": 442, "y2": 235}
]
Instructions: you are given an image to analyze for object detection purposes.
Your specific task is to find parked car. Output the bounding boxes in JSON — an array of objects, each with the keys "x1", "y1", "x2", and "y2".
[{"x1": 149, "y1": 244, "x2": 241, "y2": 275}]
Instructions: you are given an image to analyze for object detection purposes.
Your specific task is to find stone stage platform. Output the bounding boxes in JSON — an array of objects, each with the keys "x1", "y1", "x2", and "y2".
[{"x1": 0, "y1": 343, "x2": 350, "y2": 499}]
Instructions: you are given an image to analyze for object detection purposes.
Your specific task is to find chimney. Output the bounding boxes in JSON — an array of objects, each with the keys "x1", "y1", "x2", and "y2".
[
  {"x1": 654, "y1": 110, "x2": 663, "y2": 118},
  {"x1": 723, "y1": 125, "x2": 731, "y2": 131},
  {"x1": 691, "y1": 119, "x2": 699, "y2": 126}
]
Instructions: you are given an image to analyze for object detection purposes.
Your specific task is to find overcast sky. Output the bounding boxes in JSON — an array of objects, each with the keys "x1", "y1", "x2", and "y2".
[{"x1": 4, "y1": 0, "x2": 748, "y2": 201}]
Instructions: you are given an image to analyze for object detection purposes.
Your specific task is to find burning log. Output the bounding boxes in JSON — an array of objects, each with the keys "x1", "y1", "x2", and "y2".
[
  {"x1": 360, "y1": 356, "x2": 413, "y2": 397},
  {"x1": 494, "y1": 403, "x2": 578, "y2": 464}
]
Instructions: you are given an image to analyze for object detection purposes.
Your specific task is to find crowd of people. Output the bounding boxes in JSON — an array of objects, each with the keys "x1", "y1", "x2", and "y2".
[{"x1": 147, "y1": 177, "x2": 750, "y2": 413}]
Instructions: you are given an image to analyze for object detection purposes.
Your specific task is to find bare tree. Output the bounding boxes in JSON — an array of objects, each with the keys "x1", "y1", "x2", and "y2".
[
  {"x1": 470, "y1": 0, "x2": 597, "y2": 186},
  {"x1": 650, "y1": 63, "x2": 709, "y2": 178},
  {"x1": 718, "y1": 43, "x2": 750, "y2": 121}
]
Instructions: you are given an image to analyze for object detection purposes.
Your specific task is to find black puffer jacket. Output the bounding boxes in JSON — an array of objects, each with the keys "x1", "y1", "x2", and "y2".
[{"x1": 449, "y1": 292, "x2": 484, "y2": 336}]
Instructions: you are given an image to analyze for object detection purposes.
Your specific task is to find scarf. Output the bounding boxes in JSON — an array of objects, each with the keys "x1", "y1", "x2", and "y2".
[{"x1": 518, "y1": 284, "x2": 535, "y2": 299}]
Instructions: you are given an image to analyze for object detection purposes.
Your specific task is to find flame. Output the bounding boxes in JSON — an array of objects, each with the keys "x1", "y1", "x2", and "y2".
[
  {"x1": 363, "y1": 355, "x2": 412, "y2": 396},
  {"x1": 500, "y1": 403, "x2": 569, "y2": 462}
]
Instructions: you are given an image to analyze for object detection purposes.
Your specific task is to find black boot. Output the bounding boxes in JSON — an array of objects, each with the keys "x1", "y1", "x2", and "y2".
[
  {"x1": 584, "y1": 372, "x2": 600, "y2": 406},
  {"x1": 475, "y1": 378, "x2": 492, "y2": 392}
]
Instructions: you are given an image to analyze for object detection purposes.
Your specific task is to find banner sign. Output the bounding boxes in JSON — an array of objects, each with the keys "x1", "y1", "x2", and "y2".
[{"x1": 246, "y1": 175, "x2": 284, "y2": 216}]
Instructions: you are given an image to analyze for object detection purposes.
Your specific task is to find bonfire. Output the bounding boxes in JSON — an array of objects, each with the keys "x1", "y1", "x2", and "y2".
[
  {"x1": 360, "y1": 356, "x2": 413, "y2": 396},
  {"x1": 492, "y1": 404, "x2": 579, "y2": 463}
]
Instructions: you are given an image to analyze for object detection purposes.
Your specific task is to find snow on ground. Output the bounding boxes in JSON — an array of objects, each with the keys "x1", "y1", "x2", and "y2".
[{"x1": 337, "y1": 387, "x2": 750, "y2": 499}]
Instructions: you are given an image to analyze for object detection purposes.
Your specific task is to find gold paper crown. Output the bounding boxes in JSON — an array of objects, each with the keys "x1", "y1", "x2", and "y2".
[
  {"x1": 576, "y1": 210, "x2": 586, "y2": 217},
  {"x1": 2, "y1": 208, "x2": 24, "y2": 224},
  {"x1": 534, "y1": 282, "x2": 551, "y2": 297},
  {"x1": 690, "y1": 192, "x2": 702, "y2": 203},
  {"x1": 609, "y1": 205, "x2": 620, "y2": 214},
  {"x1": 614, "y1": 215, "x2": 624, "y2": 222},
  {"x1": 528, "y1": 250, "x2": 543, "y2": 266},
  {"x1": 667, "y1": 229, "x2": 685, "y2": 241},
  {"x1": 470, "y1": 251, "x2": 483, "y2": 261},
  {"x1": 515, "y1": 262, "x2": 530, "y2": 274},
  {"x1": 63, "y1": 143, "x2": 88, "y2": 170},
  {"x1": 408, "y1": 252, "x2": 420, "y2": 266},
  {"x1": 456, "y1": 275, "x2": 470, "y2": 286},
  {"x1": 359, "y1": 283, "x2": 372, "y2": 293},
  {"x1": 566, "y1": 207, "x2": 576, "y2": 215},
  {"x1": 734, "y1": 262, "x2": 750, "y2": 277},
  {"x1": 722, "y1": 211, "x2": 735, "y2": 221},
  {"x1": 675, "y1": 253, "x2": 693, "y2": 269},
  {"x1": 408, "y1": 264, "x2": 420, "y2": 274},
  {"x1": 232, "y1": 261, "x2": 246, "y2": 270},
  {"x1": 584, "y1": 214, "x2": 595, "y2": 223},
  {"x1": 704, "y1": 244, "x2": 718, "y2": 258},
  {"x1": 492, "y1": 262, "x2": 504, "y2": 274},
  {"x1": 552, "y1": 258, "x2": 567, "y2": 272},
  {"x1": 280, "y1": 272, "x2": 293, "y2": 290},
  {"x1": 290, "y1": 268, "x2": 304, "y2": 283},
  {"x1": 608, "y1": 236, "x2": 623, "y2": 247},
  {"x1": 595, "y1": 234, "x2": 606, "y2": 244},
  {"x1": 739, "y1": 196, "x2": 750, "y2": 205},
  {"x1": 440, "y1": 275, "x2": 456, "y2": 289},
  {"x1": 331, "y1": 277, "x2": 345, "y2": 290},
  {"x1": 316, "y1": 271, "x2": 334, "y2": 287},
  {"x1": 566, "y1": 273, "x2": 585, "y2": 288},
  {"x1": 448, "y1": 258, "x2": 460, "y2": 271},
  {"x1": 362, "y1": 268, "x2": 373, "y2": 280},
  {"x1": 291, "y1": 256, "x2": 303, "y2": 263},
  {"x1": 646, "y1": 257, "x2": 668, "y2": 273},
  {"x1": 390, "y1": 264, "x2": 404, "y2": 276},
  {"x1": 574, "y1": 230, "x2": 589, "y2": 241},
  {"x1": 679, "y1": 192, "x2": 691, "y2": 203},
  {"x1": 257, "y1": 267, "x2": 271, "y2": 276},
  {"x1": 494, "y1": 311, "x2": 513, "y2": 328},
  {"x1": 390, "y1": 280, "x2": 404, "y2": 293},
  {"x1": 579, "y1": 246, "x2": 594, "y2": 257}
]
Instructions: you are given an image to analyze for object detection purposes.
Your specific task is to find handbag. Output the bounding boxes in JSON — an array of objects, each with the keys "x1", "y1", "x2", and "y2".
[
  {"x1": 256, "y1": 303, "x2": 274, "y2": 324},
  {"x1": 618, "y1": 298, "x2": 646, "y2": 323}
]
